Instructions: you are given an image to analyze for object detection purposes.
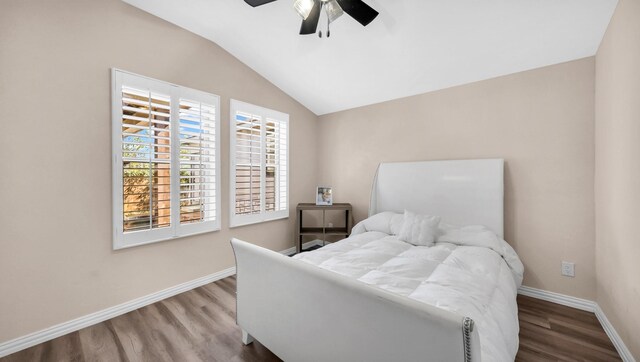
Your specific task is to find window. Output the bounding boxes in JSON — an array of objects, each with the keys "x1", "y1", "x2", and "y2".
[
  {"x1": 112, "y1": 69, "x2": 220, "y2": 249},
  {"x1": 229, "y1": 100, "x2": 289, "y2": 227}
]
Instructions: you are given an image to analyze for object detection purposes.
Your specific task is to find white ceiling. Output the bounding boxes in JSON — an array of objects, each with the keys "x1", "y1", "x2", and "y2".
[{"x1": 124, "y1": 0, "x2": 618, "y2": 115}]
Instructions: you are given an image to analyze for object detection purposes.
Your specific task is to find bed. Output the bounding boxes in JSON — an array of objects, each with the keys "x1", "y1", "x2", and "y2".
[{"x1": 231, "y1": 159, "x2": 524, "y2": 362}]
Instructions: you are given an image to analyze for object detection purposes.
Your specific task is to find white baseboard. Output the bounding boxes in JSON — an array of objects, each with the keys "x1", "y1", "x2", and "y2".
[
  {"x1": 518, "y1": 285, "x2": 596, "y2": 312},
  {"x1": 0, "y1": 240, "x2": 324, "y2": 358},
  {"x1": 518, "y1": 286, "x2": 635, "y2": 362},
  {"x1": 594, "y1": 304, "x2": 636, "y2": 362}
]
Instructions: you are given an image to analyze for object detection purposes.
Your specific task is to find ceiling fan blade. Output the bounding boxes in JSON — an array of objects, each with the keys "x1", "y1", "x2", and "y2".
[
  {"x1": 336, "y1": 0, "x2": 379, "y2": 26},
  {"x1": 299, "y1": 0, "x2": 321, "y2": 35},
  {"x1": 244, "y1": 0, "x2": 277, "y2": 7}
]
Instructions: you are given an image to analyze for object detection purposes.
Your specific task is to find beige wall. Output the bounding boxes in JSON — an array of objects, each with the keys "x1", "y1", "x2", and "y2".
[
  {"x1": 595, "y1": 0, "x2": 640, "y2": 357},
  {"x1": 318, "y1": 58, "x2": 597, "y2": 299},
  {"x1": 0, "y1": 0, "x2": 317, "y2": 343}
]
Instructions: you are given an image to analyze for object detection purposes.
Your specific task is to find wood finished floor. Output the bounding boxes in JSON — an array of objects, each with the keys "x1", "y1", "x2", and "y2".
[
  {"x1": 516, "y1": 295, "x2": 620, "y2": 361},
  {"x1": 2, "y1": 277, "x2": 621, "y2": 362}
]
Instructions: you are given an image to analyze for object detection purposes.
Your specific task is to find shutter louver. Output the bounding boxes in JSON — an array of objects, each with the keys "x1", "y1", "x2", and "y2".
[
  {"x1": 179, "y1": 99, "x2": 217, "y2": 224},
  {"x1": 121, "y1": 86, "x2": 171, "y2": 233}
]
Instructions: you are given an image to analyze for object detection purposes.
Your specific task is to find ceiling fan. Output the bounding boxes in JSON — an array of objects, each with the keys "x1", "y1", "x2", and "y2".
[{"x1": 244, "y1": 0, "x2": 379, "y2": 37}]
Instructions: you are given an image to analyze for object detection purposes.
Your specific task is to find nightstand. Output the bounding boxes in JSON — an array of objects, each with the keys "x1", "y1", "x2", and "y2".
[{"x1": 295, "y1": 203, "x2": 353, "y2": 254}]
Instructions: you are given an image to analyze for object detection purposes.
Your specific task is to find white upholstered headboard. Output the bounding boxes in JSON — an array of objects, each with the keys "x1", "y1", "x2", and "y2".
[{"x1": 369, "y1": 159, "x2": 504, "y2": 238}]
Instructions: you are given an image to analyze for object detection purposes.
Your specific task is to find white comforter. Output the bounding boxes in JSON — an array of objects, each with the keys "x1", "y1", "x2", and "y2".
[{"x1": 293, "y1": 219, "x2": 523, "y2": 362}]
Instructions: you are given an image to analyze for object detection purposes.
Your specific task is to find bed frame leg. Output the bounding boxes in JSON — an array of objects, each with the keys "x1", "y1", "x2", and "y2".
[{"x1": 242, "y1": 330, "x2": 254, "y2": 345}]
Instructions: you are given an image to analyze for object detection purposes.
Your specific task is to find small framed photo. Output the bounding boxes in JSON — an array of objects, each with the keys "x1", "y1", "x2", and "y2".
[{"x1": 316, "y1": 186, "x2": 333, "y2": 206}]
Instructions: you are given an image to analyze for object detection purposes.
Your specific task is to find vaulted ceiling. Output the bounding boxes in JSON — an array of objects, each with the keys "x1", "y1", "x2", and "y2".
[{"x1": 124, "y1": 0, "x2": 618, "y2": 115}]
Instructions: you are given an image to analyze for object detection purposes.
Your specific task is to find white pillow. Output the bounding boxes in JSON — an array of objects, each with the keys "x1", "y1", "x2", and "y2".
[
  {"x1": 397, "y1": 210, "x2": 441, "y2": 247},
  {"x1": 390, "y1": 213, "x2": 404, "y2": 235},
  {"x1": 352, "y1": 211, "x2": 403, "y2": 235}
]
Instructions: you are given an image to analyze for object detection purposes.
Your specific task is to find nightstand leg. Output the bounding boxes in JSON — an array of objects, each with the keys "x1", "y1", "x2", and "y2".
[
  {"x1": 345, "y1": 210, "x2": 349, "y2": 236},
  {"x1": 322, "y1": 209, "x2": 326, "y2": 246},
  {"x1": 297, "y1": 209, "x2": 302, "y2": 254}
]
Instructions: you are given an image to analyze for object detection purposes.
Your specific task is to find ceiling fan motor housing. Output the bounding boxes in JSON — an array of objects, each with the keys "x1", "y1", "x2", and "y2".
[{"x1": 244, "y1": 0, "x2": 379, "y2": 36}]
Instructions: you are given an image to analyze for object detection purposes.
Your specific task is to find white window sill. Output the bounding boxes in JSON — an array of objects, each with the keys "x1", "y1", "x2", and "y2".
[
  {"x1": 229, "y1": 214, "x2": 289, "y2": 229},
  {"x1": 113, "y1": 227, "x2": 221, "y2": 250}
]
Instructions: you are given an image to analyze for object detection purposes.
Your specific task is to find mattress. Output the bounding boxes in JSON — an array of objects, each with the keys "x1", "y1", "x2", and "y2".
[{"x1": 293, "y1": 228, "x2": 523, "y2": 362}]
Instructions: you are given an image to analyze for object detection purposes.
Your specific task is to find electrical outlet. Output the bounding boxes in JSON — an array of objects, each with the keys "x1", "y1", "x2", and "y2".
[{"x1": 561, "y1": 261, "x2": 575, "y2": 277}]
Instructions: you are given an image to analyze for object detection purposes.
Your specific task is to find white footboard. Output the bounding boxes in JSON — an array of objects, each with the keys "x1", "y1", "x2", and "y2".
[{"x1": 231, "y1": 238, "x2": 481, "y2": 362}]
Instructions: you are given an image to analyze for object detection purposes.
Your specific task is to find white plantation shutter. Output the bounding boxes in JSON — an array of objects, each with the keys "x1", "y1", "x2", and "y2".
[
  {"x1": 120, "y1": 86, "x2": 172, "y2": 234},
  {"x1": 230, "y1": 100, "x2": 289, "y2": 227},
  {"x1": 112, "y1": 69, "x2": 220, "y2": 249},
  {"x1": 234, "y1": 111, "x2": 263, "y2": 215},
  {"x1": 177, "y1": 94, "x2": 220, "y2": 235},
  {"x1": 265, "y1": 118, "x2": 288, "y2": 212}
]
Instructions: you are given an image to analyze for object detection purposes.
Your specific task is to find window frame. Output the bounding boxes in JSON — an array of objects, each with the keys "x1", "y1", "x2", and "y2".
[
  {"x1": 111, "y1": 69, "x2": 221, "y2": 250},
  {"x1": 229, "y1": 99, "x2": 290, "y2": 228}
]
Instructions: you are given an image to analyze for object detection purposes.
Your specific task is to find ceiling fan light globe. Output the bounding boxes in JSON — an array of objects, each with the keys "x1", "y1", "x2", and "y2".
[
  {"x1": 293, "y1": 0, "x2": 315, "y2": 20},
  {"x1": 324, "y1": 0, "x2": 343, "y2": 23}
]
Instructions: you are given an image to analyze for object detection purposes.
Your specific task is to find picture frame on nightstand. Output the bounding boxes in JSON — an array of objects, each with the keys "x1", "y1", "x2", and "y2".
[{"x1": 316, "y1": 186, "x2": 333, "y2": 206}]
